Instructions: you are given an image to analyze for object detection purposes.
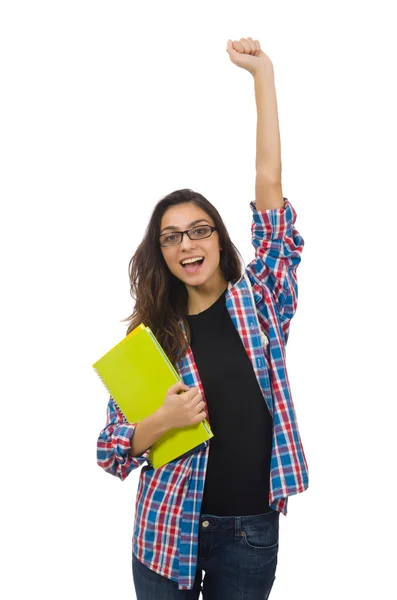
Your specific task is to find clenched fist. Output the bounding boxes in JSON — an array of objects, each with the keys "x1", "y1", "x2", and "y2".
[{"x1": 226, "y1": 37, "x2": 274, "y2": 79}]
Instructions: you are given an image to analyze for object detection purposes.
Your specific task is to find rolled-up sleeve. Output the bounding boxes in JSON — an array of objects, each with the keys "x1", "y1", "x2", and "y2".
[
  {"x1": 97, "y1": 397, "x2": 150, "y2": 480},
  {"x1": 247, "y1": 198, "x2": 304, "y2": 326}
]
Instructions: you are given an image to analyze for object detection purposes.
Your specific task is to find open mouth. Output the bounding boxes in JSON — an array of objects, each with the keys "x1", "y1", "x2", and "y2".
[{"x1": 180, "y1": 257, "x2": 205, "y2": 273}]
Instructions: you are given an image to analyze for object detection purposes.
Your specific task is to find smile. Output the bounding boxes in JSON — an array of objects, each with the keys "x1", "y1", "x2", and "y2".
[{"x1": 180, "y1": 257, "x2": 205, "y2": 272}]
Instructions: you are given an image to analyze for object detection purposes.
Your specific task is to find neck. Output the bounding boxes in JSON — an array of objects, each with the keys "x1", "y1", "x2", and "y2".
[{"x1": 186, "y1": 271, "x2": 228, "y2": 315}]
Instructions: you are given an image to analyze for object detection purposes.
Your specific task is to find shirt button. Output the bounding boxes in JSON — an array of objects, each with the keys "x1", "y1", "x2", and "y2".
[{"x1": 202, "y1": 520, "x2": 210, "y2": 528}]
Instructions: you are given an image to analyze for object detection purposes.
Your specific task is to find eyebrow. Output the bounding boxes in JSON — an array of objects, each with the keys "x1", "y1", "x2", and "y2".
[{"x1": 160, "y1": 219, "x2": 211, "y2": 234}]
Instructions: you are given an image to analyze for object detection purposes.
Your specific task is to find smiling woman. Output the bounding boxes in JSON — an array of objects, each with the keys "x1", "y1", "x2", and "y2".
[
  {"x1": 160, "y1": 202, "x2": 230, "y2": 314},
  {"x1": 96, "y1": 36, "x2": 309, "y2": 600},
  {"x1": 123, "y1": 188, "x2": 243, "y2": 361}
]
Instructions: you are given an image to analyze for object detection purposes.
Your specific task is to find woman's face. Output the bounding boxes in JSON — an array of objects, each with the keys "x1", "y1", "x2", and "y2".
[{"x1": 160, "y1": 202, "x2": 223, "y2": 289}]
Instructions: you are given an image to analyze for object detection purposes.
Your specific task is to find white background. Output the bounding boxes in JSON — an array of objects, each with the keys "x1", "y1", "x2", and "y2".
[{"x1": 1, "y1": 1, "x2": 396, "y2": 598}]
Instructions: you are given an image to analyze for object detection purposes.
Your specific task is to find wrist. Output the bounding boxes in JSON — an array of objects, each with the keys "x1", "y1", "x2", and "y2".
[
  {"x1": 253, "y1": 66, "x2": 275, "y2": 84},
  {"x1": 154, "y1": 407, "x2": 172, "y2": 435}
]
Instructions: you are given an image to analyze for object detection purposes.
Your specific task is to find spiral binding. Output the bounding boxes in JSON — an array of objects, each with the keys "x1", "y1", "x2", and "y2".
[
  {"x1": 111, "y1": 397, "x2": 127, "y2": 420},
  {"x1": 94, "y1": 367, "x2": 128, "y2": 421}
]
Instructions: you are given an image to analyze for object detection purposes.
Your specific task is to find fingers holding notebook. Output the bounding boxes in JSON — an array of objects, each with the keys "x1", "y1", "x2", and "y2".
[{"x1": 159, "y1": 384, "x2": 208, "y2": 430}]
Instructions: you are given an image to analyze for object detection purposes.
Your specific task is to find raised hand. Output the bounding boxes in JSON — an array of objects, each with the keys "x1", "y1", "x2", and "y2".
[{"x1": 226, "y1": 37, "x2": 274, "y2": 79}]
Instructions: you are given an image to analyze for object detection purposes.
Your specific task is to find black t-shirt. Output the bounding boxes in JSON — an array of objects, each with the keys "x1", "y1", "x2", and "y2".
[{"x1": 186, "y1": 288, "x2": 273, "y2": 516}]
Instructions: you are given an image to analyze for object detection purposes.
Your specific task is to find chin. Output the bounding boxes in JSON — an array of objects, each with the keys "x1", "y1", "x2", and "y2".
[
  {"x1": 181, "y1": 270, "x2": 216, "y2": 288},
  {"x1": 180, "y1": 274, "x2": 206, "y2": 287}
]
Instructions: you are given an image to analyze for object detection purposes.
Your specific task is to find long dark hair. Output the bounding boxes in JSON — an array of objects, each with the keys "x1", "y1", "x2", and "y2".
[{"x1": 122, "y1": 189, "x2": 243, "y2": 365}]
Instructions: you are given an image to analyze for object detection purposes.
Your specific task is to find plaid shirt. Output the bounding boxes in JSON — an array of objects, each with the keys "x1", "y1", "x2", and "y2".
[{"x1": 97, "y1": 198, "x2": 309, "y2": 590}]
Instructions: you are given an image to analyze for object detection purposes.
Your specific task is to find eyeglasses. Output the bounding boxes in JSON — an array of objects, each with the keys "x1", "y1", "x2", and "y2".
[{"x1": 159, "y1": 225, "x2": 217, "y2": 247}]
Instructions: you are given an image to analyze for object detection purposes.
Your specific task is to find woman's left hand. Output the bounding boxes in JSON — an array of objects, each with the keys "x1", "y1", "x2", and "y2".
[{"x1": 226, "y1": 37, "x2": 274, "y2": 79}]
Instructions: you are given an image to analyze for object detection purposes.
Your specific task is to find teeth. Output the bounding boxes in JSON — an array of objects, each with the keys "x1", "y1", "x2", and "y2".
[{"x1": 181, "y1": 257, "x2": 204, "y2": 265}]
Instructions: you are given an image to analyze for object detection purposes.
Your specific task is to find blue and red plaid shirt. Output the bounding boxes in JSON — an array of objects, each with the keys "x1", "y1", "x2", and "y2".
[{"x1": 97, "y1": 198, "x2": 309, "y2": 590}]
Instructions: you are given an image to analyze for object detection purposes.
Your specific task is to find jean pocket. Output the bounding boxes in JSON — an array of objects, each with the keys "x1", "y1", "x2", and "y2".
[
  {"x1": 240, "y1": 515, "x2": 279, "y2": 550},
  {"x1": 241, "y1": 530, "x2": 279, "y2": 550}
]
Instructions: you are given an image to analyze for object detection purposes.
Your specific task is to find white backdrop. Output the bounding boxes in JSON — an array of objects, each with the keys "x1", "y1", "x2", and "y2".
[{"x1": 1, "y1": 1, "x2": 396, "y2": 598}]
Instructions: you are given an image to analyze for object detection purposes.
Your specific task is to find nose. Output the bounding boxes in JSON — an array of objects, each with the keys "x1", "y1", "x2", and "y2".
[{"x1": 180, "y1": 231, "x2": 196, "y2": 250}]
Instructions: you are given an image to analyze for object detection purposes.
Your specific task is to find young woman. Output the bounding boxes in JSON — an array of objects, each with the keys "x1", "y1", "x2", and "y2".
[{"x1": 97, "y1": 38, "x2": 309, "y2": 600}]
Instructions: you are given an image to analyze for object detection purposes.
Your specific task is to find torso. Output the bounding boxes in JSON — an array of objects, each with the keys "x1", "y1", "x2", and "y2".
[{"x1": 186, "y1": 288, "x2": 273, "y2": 516}]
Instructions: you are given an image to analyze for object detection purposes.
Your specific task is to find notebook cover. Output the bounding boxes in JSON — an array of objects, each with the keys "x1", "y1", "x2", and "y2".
[{"x1": 93, "y1": 325, "x2": 213, "y2": 468}]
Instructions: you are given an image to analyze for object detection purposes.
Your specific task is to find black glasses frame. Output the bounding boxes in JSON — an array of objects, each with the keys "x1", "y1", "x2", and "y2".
[{"x1": 159, "y1": 225, "x2": 217, "y2": 247}]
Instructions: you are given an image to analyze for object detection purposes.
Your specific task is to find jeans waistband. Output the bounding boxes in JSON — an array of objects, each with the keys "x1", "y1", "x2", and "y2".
[{"x1": 199, "y1": 510, "x2": 279, "y2": 537}]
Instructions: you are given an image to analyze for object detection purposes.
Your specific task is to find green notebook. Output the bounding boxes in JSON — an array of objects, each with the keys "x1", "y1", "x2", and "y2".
[{"x1": 93, "y1": 324, "x2": 213, "y2": 468}]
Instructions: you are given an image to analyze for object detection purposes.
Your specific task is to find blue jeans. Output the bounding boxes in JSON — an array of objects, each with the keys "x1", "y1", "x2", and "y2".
[{"x1": 132, "y1": 510, "x2": 279, "y2": 599}]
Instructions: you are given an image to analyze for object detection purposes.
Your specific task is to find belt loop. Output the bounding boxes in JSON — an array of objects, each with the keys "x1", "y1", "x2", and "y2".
[{"x1": 235, "y1": 516, "x2": 242, "y2": 539}]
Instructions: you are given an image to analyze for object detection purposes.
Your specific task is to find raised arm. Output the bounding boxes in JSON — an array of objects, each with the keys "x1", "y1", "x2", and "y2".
[
  {"x1": 226, "y1": 37, "x2": 284, "y2": 210},
  {"x1": 227, "y1": 38, "x2": 303, "y2": 337}
]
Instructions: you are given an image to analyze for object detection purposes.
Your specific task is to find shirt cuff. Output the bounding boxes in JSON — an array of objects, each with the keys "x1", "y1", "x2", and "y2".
[
  {"x1": 250, "y1": 198, "x2": 297, "y2": 240},
  {"x1": 113, "y1": 423, "x2": 150, "y2": 466}
]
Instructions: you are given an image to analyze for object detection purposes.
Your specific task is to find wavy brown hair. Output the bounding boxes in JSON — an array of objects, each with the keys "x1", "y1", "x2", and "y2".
[{"x1": 122, "y1": 189, "x2": 243, "y2": 366}]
